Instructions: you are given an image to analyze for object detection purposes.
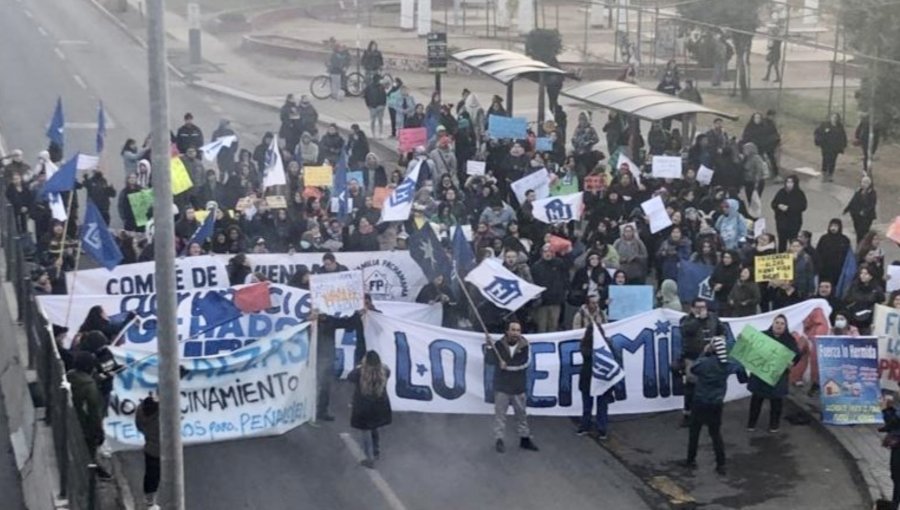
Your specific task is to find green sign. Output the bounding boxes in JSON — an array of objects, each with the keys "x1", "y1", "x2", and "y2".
[
  {"x1": 729, "y1": 324, "x2": 796, "y2": 387},
  {"x1": 128, "y1": 189, "x2": 154, "y2": 228}
]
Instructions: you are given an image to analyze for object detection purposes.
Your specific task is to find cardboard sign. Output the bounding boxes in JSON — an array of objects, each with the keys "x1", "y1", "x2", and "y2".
[
  {"x1": 754, "y1": 253, "x2": 794, "y2": 282},
  {"x1": 640, "y1": 196, "x2": 673, "y2": 234},
  {"x1": 466, "y1": 160, "x2": 486, "y2": 177},
  {"x1": 309, "y1": 270, "x2": 366, "y2": 317},
  {"x1": 235, "y1": 197, "x2": 254, "y2": 212},
  {"x1": 266, "y1": 196, "x2": 288, "y2": 209},
  {"x1": 535, "y1": 137, "x2": 553, "y2": 152},
  {"x1": 651, "y1": 155, "x2": 683, "y2": 180},
  {"x1": 304, "y1": 166, "x2": 333, "y2": 187},
  {"x1": 488, "y1": 115, "x2": 527, "y2": 140},
  {"x1": 696, "y1": 165, "x2": 714, "y2": 186},
  {"x1": 127, "y1": 189, "x2": 155, "y2": 228},
  {"x1": 372, "y1": 187, "x2": 391, "y2": 209},
  {"x1": 817, "y1": 336, "x2": 883, "y2": 425},
  {"x1": 730, "y1": 325, "x2": 797, "y2": 387},
  {"x1": 398, "y1": 127, "x2": 428, "y2": 153}
]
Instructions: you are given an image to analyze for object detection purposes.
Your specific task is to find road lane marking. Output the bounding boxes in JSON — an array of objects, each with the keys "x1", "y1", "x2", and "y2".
[
  {"x1": 209, "y1": 103, "x2": 224, "y2": 114},
  {"x1": 59, "y1": 40, "x2": 90, "y2": 46},
  {"x1": 338, "y1": 432, "x2": 409, "y2": 510},
  {"x1": 73, "y1": 74, "x2": 88, "y2": 90},
  {"x1": 24, "y1": 9, "x2": 33, "y2": 18},
  {"x1": 648, "y1": 476, "x2": 695, "y2": 505},
  {"x1": 53, "y1": 47, "x2": 66, "y2": 61},
  {"x1": 37, "y1": 26, "x2": 48, "y2": 37}
]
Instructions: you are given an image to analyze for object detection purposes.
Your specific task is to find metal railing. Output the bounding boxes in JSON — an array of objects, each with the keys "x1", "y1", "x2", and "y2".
[{"x1": 3, "y1": 200, "x2": 98, "y2": 510}]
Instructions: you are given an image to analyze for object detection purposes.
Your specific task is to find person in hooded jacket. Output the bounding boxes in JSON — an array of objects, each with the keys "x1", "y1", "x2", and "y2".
[
  {"x1": 741, "y1": 142, "x2": 767, "y2": 207},
  {"x1": 349, "y1": 350, "x2": 392, "y2": 469},
  {"x1": 843, "y1": 264, "x2": 886, "y2": 334},
  {"x1": 727, "y1": 266, "x2": 760, "y2": 317},
  {"x1": 347, "y1": 124, "x2": 370, "y2": 169},
  {"x1": 770, "y1": 175, "x2": 807, "y2": 252},
  {"x1": 714, "y1": 199, "x2": 747, "y2": 251},
  {"x1": 843, "y1": 175, "x2": 877, "y2": 244},
  {"x1": 814, "y1": 113, "x2": 847, "y2": 182},
  {"x1": 319, "y1": 124, "x2": 345, "y2": 165},
  {"x1": 82, "y1": 169, "x2": 116, "y2": 224},
  {"x1": 211, "y1": 119, "x2": 238, "y2": 174},
  {"x1": 746, "y1": 314, "x2": 799, "y2": 432},
  {"x1": 658, "y1": 279, "x2": 683, "y2": 312},
  {"x1": 227, "y1": 253, "x2": 252, "y2": 285},
  {"x1": 710, "y1": 250, "x2": 740, "y2": 315},
  {"x1": 815, "y1": 218, "x2": 851, "y2": 287},
  {"x1": 684, "y1": 337, "x2": 731, "y2": 475},
  {"x1": 68, "y1": 352, "x2": 109, "y2": 477}
]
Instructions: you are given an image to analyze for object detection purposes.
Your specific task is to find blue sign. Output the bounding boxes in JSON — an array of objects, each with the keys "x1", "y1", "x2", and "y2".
[
  {"x1": 484, "y1": 277, "x2": 523, "y2": 306},
  {"x1": 535, "y1": 137, "x2": 553, "y2": 152},
  {"x1": 607, "y1": 285, "x2": 654, "y2": 321},
  {"x1": 488, "y1": 115, "x2": 527, "y2": 140},
  {"x1": 817, "y1": 336, "x2": 883, "y2": 425}
]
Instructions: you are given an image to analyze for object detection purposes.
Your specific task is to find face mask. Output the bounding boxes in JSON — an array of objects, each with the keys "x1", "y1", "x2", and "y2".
[{"x1": 835, "y1": 319, "x2": 847, "y2": 329}]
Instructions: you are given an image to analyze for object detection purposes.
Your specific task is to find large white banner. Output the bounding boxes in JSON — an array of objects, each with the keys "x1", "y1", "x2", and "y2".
[
  {"x1": 104, "y1": 323, "x2": 315, "y2": 451},
  {"x1": 874, "y1": 304, "x2": 900, "y2": 392},
  {"x1": 66, "y1": 255, "x2": 229, "y2": 295},
  {"x1": 363, "y1": 300, "x2": 831, "y2": 416},
  {"x1": 67, "y1": 252, "x2": 428, "y2": 303}
]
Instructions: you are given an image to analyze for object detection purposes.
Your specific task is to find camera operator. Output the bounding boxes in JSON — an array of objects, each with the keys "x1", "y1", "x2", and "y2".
[{"x1": 678, "y1": 298, "x2": 725, "y2": 428}]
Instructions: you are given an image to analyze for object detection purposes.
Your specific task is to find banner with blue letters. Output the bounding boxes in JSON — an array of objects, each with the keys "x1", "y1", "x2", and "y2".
[
  {"x1": 363, "y1": 300, "x2": 831, "y2": 415},
  {"x1": 104, "y1": 323, "x2": 316, "y2": 451}
]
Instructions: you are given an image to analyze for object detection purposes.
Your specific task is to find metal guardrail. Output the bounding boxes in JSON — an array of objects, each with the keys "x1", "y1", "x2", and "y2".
[{"x1": 3, "y1": 199, "x2": 98, "y2": 510}]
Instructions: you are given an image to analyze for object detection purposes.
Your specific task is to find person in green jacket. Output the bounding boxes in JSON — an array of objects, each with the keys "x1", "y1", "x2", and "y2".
[{"x1": 67, "y1": 351, "x2": 110, "y2": 479}]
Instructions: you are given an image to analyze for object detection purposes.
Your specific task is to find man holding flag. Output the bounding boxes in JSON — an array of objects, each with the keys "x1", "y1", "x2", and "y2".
[
  {"x1": 577, "y1": 321, "x2": 624, "y2": 439},
  {"x1": 484, "y1": 320, "x2": 539, "y2": 454}
]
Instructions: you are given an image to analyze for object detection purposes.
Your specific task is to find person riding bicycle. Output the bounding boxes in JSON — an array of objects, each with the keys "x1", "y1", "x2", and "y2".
[
  {"x1": 328, "y1": 42, "x2": 352, "y2": 99},
  {"x1": 361, "y1": 41, "x2": 384, "y2": 85}
]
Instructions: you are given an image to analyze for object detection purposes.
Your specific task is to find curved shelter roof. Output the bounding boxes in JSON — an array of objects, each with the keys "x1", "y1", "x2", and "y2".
[
  {"x1": 560, "y1": 80, "x2": 738, "y2": 122},
  {"x1": 451, "y1": 49, "x2": 568, "y2": 85}
]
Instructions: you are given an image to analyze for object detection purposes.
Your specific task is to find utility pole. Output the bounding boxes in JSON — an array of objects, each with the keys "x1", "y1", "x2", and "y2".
[{"x1": 146, "y1": 0, "x2": 184, "y2": 508}]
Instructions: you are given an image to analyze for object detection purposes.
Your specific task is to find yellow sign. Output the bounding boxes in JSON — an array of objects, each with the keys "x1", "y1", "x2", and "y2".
[
  {"x1": 265, "y1": 196, "x2": 288, "y2": 209},
  {"x1": 304, "y1": 166, "x2": 333, "y2": 187},
  {"x1": 754, "y1": 253, "x2": 794, "y2": 282},
  {"x1": 171, "y1": 157, "x2": 193, "y2": 195}
]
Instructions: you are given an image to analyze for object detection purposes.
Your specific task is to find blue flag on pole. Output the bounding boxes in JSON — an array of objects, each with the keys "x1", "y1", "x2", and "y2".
[
  {"x1": 193, "y1": 291, "x2": 242, "y2": 331},
  {"x1": 677, "y1": 260, "x2": 714, "y2": 303},
  {"x1": 80, "y1": 199, "x2": 123, "y2": 270},
  {"x1": 408, "y1": 224, "x2": 451, "y2": 283},
  {"x1": 96, "y1": 102, "x2": 106, "y2": 154},
  {"x1": 46, "y1": 97, "x2": 65, "y2": 148},
  {"x1": 452, "y1": 225, "x2": 476, "y2": 277},
  {"x1": 42, "y1": 153, "x2": 79, "y2": 197},
  {"x1": 183, "y1": 208, "x2": 217, "y2": 254},
  {"x1": 836, "y1": 246, "x2": 858, "y2": 299}
]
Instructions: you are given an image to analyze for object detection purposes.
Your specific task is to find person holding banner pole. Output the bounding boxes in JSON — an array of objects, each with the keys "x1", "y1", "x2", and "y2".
[
  {"x1": 678, "y1": 299, "x2": 725, "y2": 428},
  {"x1": 484, "y1": 320, "x2": 538, "y2": 454},
  {"x1": 577, "y1": 320, "x2": 611, "y2": 439}
]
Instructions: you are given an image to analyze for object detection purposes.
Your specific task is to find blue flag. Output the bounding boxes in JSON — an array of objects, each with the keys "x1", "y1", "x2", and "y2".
[
  {"x1": 193, "y1": 291, "x2": 241, "y2": 331},
  {"x1": 183, "y1": 208, "x2": 216, "y2": 254},
  {"x1": 408, "y1": 224, "x2": 451, "y2": 283},
  {"x1": 452, "y1": 225, "x2": 476, "y2": 277},
  {"x1": 46, "y1": 97, "x2": 65, "y2": 148},
  {"x1": 42, "y1": 153, "x2": 79, "y2": 197},
  {"x1": 677, "y1": 260, "x2": 714, "y2": 303},
  {"x1": 836, "y1": 246, "x2": 858, "y2": 299},
  {"x1": 332, "y1": 150, "x2": 349, "y2": 222},
  {"x1": 96, "y1": 102, "x2": 106, "y2": 154},
  {"x1": 80, "y1": 199, "x2": 123, "y2": 270}
]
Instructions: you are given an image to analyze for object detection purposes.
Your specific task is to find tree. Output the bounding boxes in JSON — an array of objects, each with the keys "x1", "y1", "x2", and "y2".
[
  {"x1": 678, "y1": 0, "x2": 766, "y2": 99},
  {"x1": 842, "y1": 2, "x2": 900, "y2": 134}
]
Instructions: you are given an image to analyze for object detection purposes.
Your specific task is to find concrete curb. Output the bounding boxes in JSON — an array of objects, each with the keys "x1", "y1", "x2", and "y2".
[{"x1": 786, "y1": 393, "x2": 879, "y2": 506}]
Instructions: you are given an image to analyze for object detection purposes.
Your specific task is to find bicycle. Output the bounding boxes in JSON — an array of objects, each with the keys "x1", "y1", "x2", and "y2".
[{"x1": 309, "y1": 72, "x2": 366, "y2": 100}]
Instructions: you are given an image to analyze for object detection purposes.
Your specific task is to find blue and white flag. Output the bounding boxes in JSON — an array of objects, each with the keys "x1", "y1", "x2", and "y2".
[
  {"x1": 183, "y1": 206, "x2": 217, "y2": 253},
  {"x1": 42, "y1": 153, "x2": 78, "y2": 197},
  {"x1": 46, "y1": 97, "x2": 65, "y2": 148},
  {"x1": 200, "y1": 135, "x2": 237, "y2": 162},
  {"x1": 262, "y1": 135, "x2": 286, "y2": 188},
  {"x1": 379, "y1": 160, "x2": 421, "y2": 223},
  {"x1": 464, "y1": 257, "x2": 544, "y2": 311},
  {"x1": 80, "y1": 199, "x2": 123, "y2": 271},
  {"x1": 590, "y1": 322, "x2": 625, "y2": 396},
  {"x1": 532, "y1": 192, "x2": 584, "y2": 224},
  {"x1": 41, "y1": 159, "x2": 67, "y2": 221}
]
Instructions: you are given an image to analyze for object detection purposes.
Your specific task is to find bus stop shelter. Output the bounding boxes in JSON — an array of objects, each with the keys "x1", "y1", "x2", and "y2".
[{"x1": 451, "y1": 49, "x2": 570, "y2": 125}]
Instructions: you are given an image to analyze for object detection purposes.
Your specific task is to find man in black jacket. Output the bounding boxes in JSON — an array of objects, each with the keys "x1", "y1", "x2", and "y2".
[
  {"x1": 679, "y1": 298, "x2": 725, "y2": 427},
  {"x1": 174, "y1": 112, "x2": 204, "y2": 154},
  {"x1": 485, "y1": 320, "x2": 538, "y2": 453},
  {"x1": 530, "y1": 244, "x2": 569, "y2": 333},
  {"x1": 312, "y1": 252, "x2": 349, "y2": 421}
]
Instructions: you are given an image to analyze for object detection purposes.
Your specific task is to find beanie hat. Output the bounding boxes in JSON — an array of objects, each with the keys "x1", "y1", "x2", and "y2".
[{"x1": 711, "y1": 336, "x2": 729, "y2": 365}]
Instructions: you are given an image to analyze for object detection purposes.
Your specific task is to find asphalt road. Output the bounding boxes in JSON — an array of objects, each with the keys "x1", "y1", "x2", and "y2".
[{"x1": 0, "y1": 0, "x2": 664, "y2": 508}]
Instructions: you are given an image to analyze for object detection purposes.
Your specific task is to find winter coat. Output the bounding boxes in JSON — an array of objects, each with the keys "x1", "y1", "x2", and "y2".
[
  {"x1": 572, "y1": 122, "x2": 600, "y2": 155},
  {"x1": 741, "y1": 143, "x2": 768, "y2": 183},
  {"x1": 83, "y1": 174, "x2": 116, "y2": 213},
  {"x1": 319, "y1": 133, "x2": 345, "y2": 164},
  {"x1": 747, "y1": 327, "x2": 799, "y2": 398},
  {"x1": 680, "y1": 313, "x2": 725, "y2": 359},
  {"x1": 68, "y1": 369, "x2": 105, "y2": 448},
  {"x1": 844, "y1": 280, "x2": 885, "y2": 330},
  {"x1": 727, "y1": 280, "x2": 760, "y2": 317},
  {"x1": 843, "y1": 188, "x2": 877, "y2": 227},
  {"x1": 815, "y1": 222, "x2": 851, "y2": 286},
  {"x1": 714, "y1": 199, "x2": 748, "y2": 250},
  {"x1": 710, "y1": 260, "x2": 740, "y2": 305},
  {"x1": 613, "y1": 237, "x2": 648, "y2": 282},
  {"x1": 770, "y1": 187, "x2": 807, "y2": 235},
  {"x1": 348, "y1": 366, "x2": 393, "y2": 430},
  {"x1": 135, "y1": 399, "x2": 160, "y2": 457},
  {"x1": 485, "y1": 338, "x2": 530, "y2": 395},
  {"x1": 793, "y1": 252, "x2": 816, "y2": 297},
  {"x1": 364, "y1": 82, "x2": 387, "y2": 109},
  {"x1": 656, "y1": 237, "x2": 692, "y2": 283},
  {"x1": 531, "y1": 257, "x2": 569, "y2": 306},
  {"x1": 174, "y1": 123, "x2": 204, "y2": 154},
  {"x1": 659, "y1": 279, "x2": 683, "y2": 312},
  {"x1": 690, "y1": 354, "x2": 730, "y2": 405},
  {"x1": 814, "y1": 122, "x2": 847, "y2": 155}
]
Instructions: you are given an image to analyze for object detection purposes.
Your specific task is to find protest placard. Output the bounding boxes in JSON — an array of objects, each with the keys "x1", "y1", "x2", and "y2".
[
  {"x1": 265, "y1": 196, "x2": 287, "y2": 209},
  {"x1": 171, "y1": 157, "x2": 194, "y2": 195},
  {"x1": 754, "y1": 253, "x2": 793, "y2": 282},
  {"x1": 550, "y1": 176, "x2": 579, "y2": 196},
  {"x1": 888, "y1": 265, "x2": 900, "y2": 293},
  {"x1": 817, "y1": 336, "x2": 883, "y2": 425},
  {"x1": 304, "y1": 166, "x2": 333, "y2": 187},
  {"x1": 398, "y1": 127, "x2": 427, "y2": 153},
  {"x1": 511, "y1": 169, "x2": 550, "y2": 203},
  {"x1": 730, "y1": 325, "x2": 797, "y2": 387},
  {"x1": 466, "y1": 160, "x2": 486, "y2": 176},
  {"x1": 608, "y1": 285, "x2": 654, "y2": 321},
  {"x1": 535, "y1": 137, "x2": 553, "y2": 152},
  {"x1": 696, "y1": 165, "x2": 714, "y2": 186},
  {"x1": 372, "y1": 187, "x2": 390, "y2": 209},
  {"x1": 754, "y1": 218, "x2": 767, "y2": 238},
  {"x1": 640, "y1": 196, "x2": 673, "y2": 234},
  {"x1": 309, "y1": 270, "x2": 366, "y2": 317},
  {"x1": 887, "y1": 216, "x2": 900, "y2": 244},
  {"x1": 346, "y1": 170, "x2": 365, "y2": 187},
  {"x1": 488, "y1": 115, "x2": 527, "y2": 139},
  {"x1": 875, "y1": 305, "x2": 900, "y2": 392},
  {"x1": 128, "y1": 189, "x2": 154, "y2": 228},
  {"x1": 235, "y1": 197, "x2": 253, "y2": 212},
  {"x1": 651, "y1": 155, "x2": 683, "y2": 179}
]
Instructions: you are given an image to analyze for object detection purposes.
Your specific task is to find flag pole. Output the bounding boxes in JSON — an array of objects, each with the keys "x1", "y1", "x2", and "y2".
[
  {"x1": 453, "y1": 273, "x2": 499, "y2": 354},
  {"x1": 57, "y1": 190, "x2": 77, "y2": 267}
]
